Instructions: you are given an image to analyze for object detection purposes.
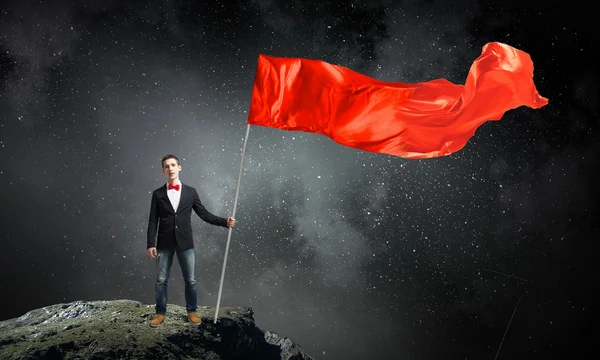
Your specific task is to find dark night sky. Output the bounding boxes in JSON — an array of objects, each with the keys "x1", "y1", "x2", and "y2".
[{"x1": 0, "y1": 0, "x2": 597, "y2": 359}]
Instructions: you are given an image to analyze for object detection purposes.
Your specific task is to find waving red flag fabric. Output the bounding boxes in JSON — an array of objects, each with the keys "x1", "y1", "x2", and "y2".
[{"x1": 247, "y1": 42, "x2": 548, "y2": 158}]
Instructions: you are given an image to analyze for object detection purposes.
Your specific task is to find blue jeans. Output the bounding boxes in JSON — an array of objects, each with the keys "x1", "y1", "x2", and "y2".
[{"x1": 155, "y1": 247, "x2": 197, "y2": 315}]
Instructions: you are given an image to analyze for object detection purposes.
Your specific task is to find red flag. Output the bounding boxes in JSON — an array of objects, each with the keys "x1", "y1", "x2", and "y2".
[{"x1": 247, "y1": 42, "x2": 548, "y2": 159}]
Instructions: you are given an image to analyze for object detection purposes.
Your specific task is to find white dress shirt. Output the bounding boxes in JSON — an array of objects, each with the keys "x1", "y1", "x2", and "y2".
[{"x1": 166, "y1": 181, "x2": 182, "y2": 213}]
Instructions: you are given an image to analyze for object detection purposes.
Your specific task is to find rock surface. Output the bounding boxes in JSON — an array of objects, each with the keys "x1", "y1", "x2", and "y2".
[{"x1": 0, "y1": 299, "x2": 313, "y2": 360}]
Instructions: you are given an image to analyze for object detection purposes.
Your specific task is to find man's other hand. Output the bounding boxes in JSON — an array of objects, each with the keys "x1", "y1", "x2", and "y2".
[
  {"x1": 227, "y1": 217, "x2": 237, "y2": 228},
  {"x1": 148, "y1": 247, "x2": 157, "y2": 259}
]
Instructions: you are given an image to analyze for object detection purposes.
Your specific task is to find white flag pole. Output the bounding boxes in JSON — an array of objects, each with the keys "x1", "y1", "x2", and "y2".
[{"x1": 214, "y1": 123, "x2": 251, "y2": 323}]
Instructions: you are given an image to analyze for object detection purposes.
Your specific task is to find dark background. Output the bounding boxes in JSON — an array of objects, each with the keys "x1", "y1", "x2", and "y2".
[{"x1": 0, "y1": 0, "x2": 597, "y2": 359}]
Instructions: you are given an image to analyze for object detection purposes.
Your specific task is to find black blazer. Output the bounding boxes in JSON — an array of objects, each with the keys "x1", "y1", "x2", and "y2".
[{"x1": 146, "y1": 183, "x2": 228, "y2": 250}]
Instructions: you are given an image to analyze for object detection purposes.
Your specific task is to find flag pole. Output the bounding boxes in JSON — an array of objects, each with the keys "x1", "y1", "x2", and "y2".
[
  {"x1": 214, "y1": 123, "x2": 251, "y2": 323},
  {"x1": 495, "y1": 295, "x2": 522, "y2": 360}
]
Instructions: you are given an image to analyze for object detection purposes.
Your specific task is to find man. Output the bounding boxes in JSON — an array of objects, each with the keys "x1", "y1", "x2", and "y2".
[{"x1": 146, "y1": 154, "x2": 236, "y2": 328}]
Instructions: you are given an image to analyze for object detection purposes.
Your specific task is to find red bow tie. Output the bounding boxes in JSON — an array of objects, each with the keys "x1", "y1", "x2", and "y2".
[{"x1": 168, "y1": 184, "x2": 180, "y2": 191}]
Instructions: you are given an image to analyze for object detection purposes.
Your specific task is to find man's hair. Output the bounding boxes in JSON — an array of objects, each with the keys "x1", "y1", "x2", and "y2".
[{"x1": 161, "y1": 154, "x2": 180, "y2": 167}]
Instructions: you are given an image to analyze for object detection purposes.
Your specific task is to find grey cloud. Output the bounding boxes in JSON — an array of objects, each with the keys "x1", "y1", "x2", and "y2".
[{"x1": 239, "y1": 133, "x2": 378, "y2": 286}]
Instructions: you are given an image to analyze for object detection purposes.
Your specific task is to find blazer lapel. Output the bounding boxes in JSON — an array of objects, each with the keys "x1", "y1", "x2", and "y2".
[
  {"x1": 178, "y1": 184, "x2": 188, "y2": 214},
  {"x1": 162, "y1": 185, "x2": 176, "y2": 214}
]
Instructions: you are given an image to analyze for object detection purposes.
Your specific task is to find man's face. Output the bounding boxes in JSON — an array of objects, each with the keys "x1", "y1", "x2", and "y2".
[{"x1": 162, "y1": 158, "x2": 182, "y2": 181}]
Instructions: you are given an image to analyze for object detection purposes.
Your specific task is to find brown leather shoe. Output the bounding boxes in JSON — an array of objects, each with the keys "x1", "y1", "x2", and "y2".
[
  {"x1": 187, "y1": 312, "x2": 201, "y2": 325},
  {"x1": 150, "y1": 314, "x2": 165, "y2": 327}
]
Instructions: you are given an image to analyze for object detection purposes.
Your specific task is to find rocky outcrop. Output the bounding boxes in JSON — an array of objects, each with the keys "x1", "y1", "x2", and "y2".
[{"x1": 0, "y1": 299, "x2": 313, "y2": 360}]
